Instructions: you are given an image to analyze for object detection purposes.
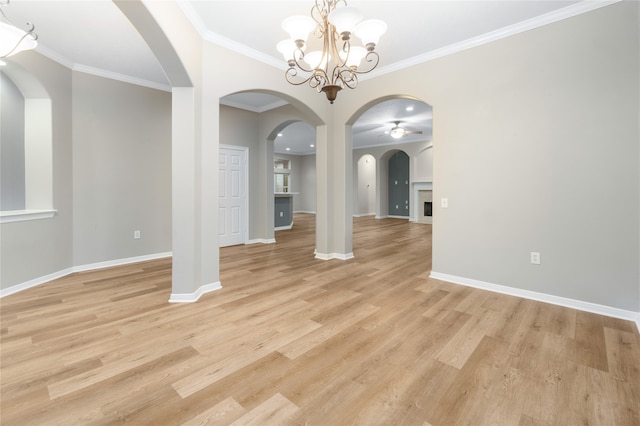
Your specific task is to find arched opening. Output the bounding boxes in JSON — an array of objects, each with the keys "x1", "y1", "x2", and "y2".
[
  {"x1": 350, "y1": 96, "x2": 433, "y2": 220},
  {"x1": 219, "y1": 91, "x2": 320, "y2": 247},
  {"x1": 348, "y1": 95, "x2": 433, "y2": 265},
  {"x1": 0, "y1": 61, "x2": 54, "y2": 222}
]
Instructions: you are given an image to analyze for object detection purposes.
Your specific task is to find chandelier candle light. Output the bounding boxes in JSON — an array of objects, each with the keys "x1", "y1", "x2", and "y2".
[
  {"x1": 277, "y1": 0, "x2": 386, "y2": 104},
  {"x1": 0, "y1": 0, "x2": 38, "y2": 58}
]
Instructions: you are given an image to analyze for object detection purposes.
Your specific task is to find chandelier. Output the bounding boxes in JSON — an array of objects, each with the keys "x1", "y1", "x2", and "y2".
[
  {"x1": 0, "y1": 0, "x2": 38, "y2": 58},
  {"x1": 277, "y1": 0, "x2": 386, "y2": 104}
]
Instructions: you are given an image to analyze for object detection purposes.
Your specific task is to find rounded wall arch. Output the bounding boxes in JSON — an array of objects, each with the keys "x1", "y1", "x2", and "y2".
[
  {"x1": 1, "y1": 61, "x2": 53, "y2": 219},
  {"x1": 219, "y1": 89, "x2": 324, "y2": 244},
  {"x1": 347, "y1": 94, "x2": 432, "y2": 221}
]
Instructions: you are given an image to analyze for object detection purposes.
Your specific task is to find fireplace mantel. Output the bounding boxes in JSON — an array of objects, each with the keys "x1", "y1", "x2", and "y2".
[{"x1": 412, "y1": 181, "x2": 433, "y2": 223}]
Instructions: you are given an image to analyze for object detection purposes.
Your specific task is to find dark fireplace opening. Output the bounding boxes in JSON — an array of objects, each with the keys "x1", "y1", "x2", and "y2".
[{"x1": 424, "y1": 201, "x2": 432, "y2": 217}]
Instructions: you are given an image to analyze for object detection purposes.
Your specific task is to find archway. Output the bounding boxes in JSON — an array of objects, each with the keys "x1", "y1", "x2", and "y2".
[
  {"x1": 0, "y1": 61, "x2": 53, "y2": 221},
  {"x1": 219, "y1": 92, "x2": 321, "y2": 247}
]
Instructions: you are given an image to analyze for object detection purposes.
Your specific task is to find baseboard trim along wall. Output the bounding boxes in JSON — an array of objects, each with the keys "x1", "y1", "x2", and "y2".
[
  {"x1": 168, "y1": 281, "x2": 222, "y2": 303},
  {"x1": 246, "y1": 238, "x2": 276, "y2": 245},
  {"x1": 315, "y1": 252, "x2": 355, "y2": 261},
  {"x1": 0, "y1": 252, "x2": 172, "y2": 298},
  {"x1": 430, "y1": 271, "x2": 640, "y2": 332}
]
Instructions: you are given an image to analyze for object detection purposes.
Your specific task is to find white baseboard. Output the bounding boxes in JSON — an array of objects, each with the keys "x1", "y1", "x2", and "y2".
[
  {"x1": 246, "y1": 238, "x2": 276, "y2": 245},
  {"x1": 0, "y1": 252, "x2": 172, "y2": 298},
  {"x1": 315, "y1": 252, "x2": 355, "y2": 261},
  {"x1": 0, "y1": 267, "x2": 74, "y2": 298},
  {"x1": 430, "y1": 271, "x2": 640, "y2": 332},
  {"x1": 294, "y1": 211, "x2": 316, "y2": 214},
  {"x1": 353, "y1": 213, "x2": 375, "y2": 218},
  {"x1": 275, "y1": 222, "x2": 294, "y2": 231},
  {"x1": 168, "y1": 281, "x2": 222, "y2": 303},
  {"x1": 73, "y1": 252, "x2": 172, "y2": 273}
]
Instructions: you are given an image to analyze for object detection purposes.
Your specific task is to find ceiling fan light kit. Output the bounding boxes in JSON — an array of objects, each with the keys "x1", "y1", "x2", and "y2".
[
  {"x1": 0, "y1": 0, "x2": 38, "y2": 58},
  {"x1": 388, "y1": 121, "x2": 423, "y2": 139},
  {"x1": 277, "y1": 0, "x2": 386, "y2": 104}
]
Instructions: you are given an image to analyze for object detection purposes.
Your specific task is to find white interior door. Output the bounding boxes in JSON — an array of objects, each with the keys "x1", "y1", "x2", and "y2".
[{"x1": 219, "y1": 146, "x2": 247, "y2": 247}]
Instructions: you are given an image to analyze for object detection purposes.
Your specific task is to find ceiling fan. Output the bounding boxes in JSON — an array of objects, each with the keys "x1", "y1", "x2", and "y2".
[{"x1": 387, "y1": 121, "x2": 422, "y2": 139}]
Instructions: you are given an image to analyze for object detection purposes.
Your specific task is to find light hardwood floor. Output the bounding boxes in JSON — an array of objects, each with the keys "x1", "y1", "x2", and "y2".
[{"x1": 1, "y1": 213, "x2": 639, "y2": 425}]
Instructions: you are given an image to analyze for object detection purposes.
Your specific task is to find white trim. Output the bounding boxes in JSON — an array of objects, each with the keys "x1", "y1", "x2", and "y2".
[
  {"x1": 294, "y1": 211, "x2": 316, "y2": 215},
  {"x1": 275, "y1": 222, "x2": 294, "y2": 231},
  {"x1": 73, "y1": 252, "x2": 172, "y2": 273},
  {"x1": 387, "y1": 215, "x2": 410, "y2": 220},
  {"x1": 169, "y1": 281, "x2": 222, "y2": 303},
  {"x1": 315, "y1": 252, "x2": 355, "y2": 261},
  {"x1": 180, "y1": 0, "x2": 621, "y2": 84},
  {"x1": 430, "y1": 271, "x2": 640, "y2": 331},
  {"x1": 72, "y1": 64, "x2": 171, "y2": 92},
  {"x1": 0, "y1": 252, "x2": 172, "y2": 298},
  {"x1": 0, "y1": 267, "x2": 73, "y2": 298},
  {"x1": 246, "y1": 238, "x2": 276, "y2": 245},
  {"x1": 220, "y1": 97, "x2": 288, "y2": 114},
  {"x1": 1, "y1": 209, "x2": 57, "y2": 223},
  {"x1": 363, "y1": 0, "x2": 622, "y2": 82},
  {"x1": 353, "y1": 213, "x2": 375, "y2": 218},
  {"x1": 35, "y1": 45, "x2": 171, "y2": 92},
  {"x1": 413, "y1": 182, "x2": 433, "y2": 224}
]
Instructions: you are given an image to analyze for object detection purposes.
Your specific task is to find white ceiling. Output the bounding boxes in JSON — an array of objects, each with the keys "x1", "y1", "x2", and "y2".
[{"x1": 3, "y1": 0, "x2": 610, "y2": 154}]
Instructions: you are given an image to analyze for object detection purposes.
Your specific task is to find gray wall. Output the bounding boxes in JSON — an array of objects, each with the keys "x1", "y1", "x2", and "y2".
[
  {"x1": 2, "y1": 2, "x2": 638, "y2": 315},
  {"x1": 219, "y1": 105, "x2": 261, "y2": 239},
  {"x1": 1, "y1": 53, "x2": 73, "y2": 290},
  {"x1": 423, "y1": 3, "x2": 639, "y2": 311},
  {"x1": 72, "y1": 72, "x2": 172, "y2": 265},
  {"x1": 297, "y1": 154, "x2": 317, "y2": 213},
  {"x1": 1, "y1": 72, "x2": 26, "y2": 210}
]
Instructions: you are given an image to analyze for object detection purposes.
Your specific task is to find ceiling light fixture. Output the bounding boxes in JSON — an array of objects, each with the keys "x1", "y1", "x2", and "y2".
[
  {"x1": 389, "y1": 126, "x2": 405, "y2": 139},
  {"x1": 0, "y1": 0, "x2": 38, "y2": 58},
  {"x1": 277, "y1": 1, "x2": 386, "y2": 104}
]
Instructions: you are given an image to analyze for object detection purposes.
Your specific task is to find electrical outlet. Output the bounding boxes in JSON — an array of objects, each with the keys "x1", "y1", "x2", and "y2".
[
  {"x1": 279, "y1": 212, "x2": 283, "y2": 217},
  {"x1": 530, "y1": 252, "x2": 540, "y2": 265},
  {"x1": 441, "y1": 198, "x2": 448, "y2": 208},
  {"x1": 134, "y1": 230, "x2": 141, "y2": 239}
]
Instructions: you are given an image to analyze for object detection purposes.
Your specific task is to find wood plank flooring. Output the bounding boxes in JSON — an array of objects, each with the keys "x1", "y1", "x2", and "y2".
[{"x1": 1, "y1": 213, "x2": 639, "y2": 425}]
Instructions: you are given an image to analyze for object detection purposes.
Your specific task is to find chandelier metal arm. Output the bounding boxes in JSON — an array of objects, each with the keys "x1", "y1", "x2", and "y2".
[
  {"x1": 280, "y1": 0, "x2": 384, "y2": 103},
  {"x1": 0, "y1": 0, "x2": 38, "y2": 58}
]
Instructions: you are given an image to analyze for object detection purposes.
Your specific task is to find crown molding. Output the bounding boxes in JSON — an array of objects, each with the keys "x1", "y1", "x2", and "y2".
[
  {"x1": 72, "y1": 64, "x2": 171, "y2": 92},
  {"x1": 364, "y1": 0, "x2": 622, "y2": 81},
  {"x1": 183, "y1": 0, "x2": 621, "y2": 80},
  {"x1": 35, "y1": 43, "x2": 171, "y2": 92},
  {"x1": 220, "y1": 96, "x2": 288, "y2": 113}
]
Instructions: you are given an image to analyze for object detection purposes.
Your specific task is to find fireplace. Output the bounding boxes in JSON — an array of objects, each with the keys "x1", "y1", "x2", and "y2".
[
  {"x1": 412, "y1": 182, "x2": 433, "y2": 224},
  {"x1": 424, "y1": 201, "x2": 432, "y2": 217}
]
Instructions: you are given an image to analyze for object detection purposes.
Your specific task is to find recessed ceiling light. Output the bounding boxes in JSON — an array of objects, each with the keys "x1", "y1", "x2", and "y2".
[
  {"x1": 310, "y1": 144, "x2": 315, "y2": 147},
  {"x1": 277, "y1": 133, "x2": 283, "y2": 137},
  {"x1": 286, "y1": 147, "x2": 290, "y2": 151},
  {"x1": 406, "y1": 106, "x2": 414, "y2": 111}
]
